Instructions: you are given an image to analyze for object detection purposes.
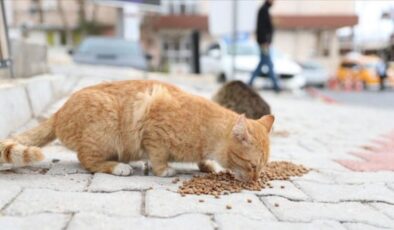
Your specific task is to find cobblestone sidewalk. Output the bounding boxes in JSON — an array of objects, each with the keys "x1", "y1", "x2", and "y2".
[{"x1": 1, "y1": 67, "x2": 394, "y2": 230}]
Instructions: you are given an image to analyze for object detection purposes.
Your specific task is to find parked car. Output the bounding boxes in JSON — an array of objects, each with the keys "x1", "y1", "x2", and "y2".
[
  {"x1": 299, "y1": 61, "x2": 330, "y2": 87},
  {"x1": 336, "y1": 53, "x2": 394, "y2": 88},
  {"x1": 71, "y1": 37, "x2": 148, "y2": 70},
  {"x1": 200, "y1": 40, "x2": 305, "y2": 90}
]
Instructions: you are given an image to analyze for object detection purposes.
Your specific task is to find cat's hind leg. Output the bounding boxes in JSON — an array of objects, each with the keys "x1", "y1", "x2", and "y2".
[
  {"x1": 144, "y1": 144, "x2": 176, "y2": 177},
  {"x1": 77, "y1": 146, "x2": 134, "y2": 176}
]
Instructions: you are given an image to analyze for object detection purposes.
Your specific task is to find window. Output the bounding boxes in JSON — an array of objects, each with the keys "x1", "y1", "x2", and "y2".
[
  {"x1": 164, "y1": 0, "x2": 198, "y2": 15},
  {"x1": 163, "y1": 42, "x2": 169, "y2": 50},
  {"x1": 180, "y1": 3, "x2": 186, "y2": 14},
  {"x1": 42, "y1": 0, "x2": 58, "y2": 11}
]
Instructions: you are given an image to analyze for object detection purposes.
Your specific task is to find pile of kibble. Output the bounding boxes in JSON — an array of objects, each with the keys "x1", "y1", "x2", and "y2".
[{"x1": 178, "y1": 161, "x2": 309, "y2": 197}]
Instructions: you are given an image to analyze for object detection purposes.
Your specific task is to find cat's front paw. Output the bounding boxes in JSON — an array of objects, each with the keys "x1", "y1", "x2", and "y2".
[
  {"x1": 159, "y1": 167, "x2": 177, "y2": 177},
  {"x1": 112, "y1": 163, "x2": 134, "y2": 176}
]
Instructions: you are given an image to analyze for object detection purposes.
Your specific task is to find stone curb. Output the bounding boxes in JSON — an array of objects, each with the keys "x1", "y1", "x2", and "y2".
[{"x1": 0, "y1": 74, "x2": 79, "y2": 139}]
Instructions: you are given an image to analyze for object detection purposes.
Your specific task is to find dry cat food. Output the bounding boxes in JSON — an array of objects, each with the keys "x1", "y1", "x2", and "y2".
[{"x1": 178, "y1": 161, "x2": 309, "y2": 196}]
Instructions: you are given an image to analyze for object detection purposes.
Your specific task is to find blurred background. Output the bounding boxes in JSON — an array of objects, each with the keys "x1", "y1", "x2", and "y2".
[{"x1": 1, "y1": 0, "x2": 394, "y2": 108}]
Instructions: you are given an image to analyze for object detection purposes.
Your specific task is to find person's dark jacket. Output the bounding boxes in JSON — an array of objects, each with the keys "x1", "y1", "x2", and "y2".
[{"x1": 256, "y1": 2, "x2": 274, "y2": 45}]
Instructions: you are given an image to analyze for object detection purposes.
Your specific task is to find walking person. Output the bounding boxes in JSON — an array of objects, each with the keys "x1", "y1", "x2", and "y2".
[
  {"x1": 249, "y1": 0, "x2": 281, "y2": 92},
  {"x1": 377, "y1": 59, "x2": 388, "y2": 91}
]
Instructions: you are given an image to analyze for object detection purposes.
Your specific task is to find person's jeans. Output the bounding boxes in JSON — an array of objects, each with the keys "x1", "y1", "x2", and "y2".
[{"x1": 249, "y1": 47, "x2": 280, "y2": 91}]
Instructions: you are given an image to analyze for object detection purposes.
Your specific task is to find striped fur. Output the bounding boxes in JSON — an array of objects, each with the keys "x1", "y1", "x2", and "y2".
[
  {"x1": 0, "y1": 117, "x2": 55, "y2": 166},
  {"x1": 0, "y1": 140, "x2": 44, "y2": 166}
]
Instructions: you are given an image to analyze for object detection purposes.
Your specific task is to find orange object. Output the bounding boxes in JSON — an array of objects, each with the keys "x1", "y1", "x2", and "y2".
[{"x1": 336, "y1": 54, "x2": 394, "y2": 89}]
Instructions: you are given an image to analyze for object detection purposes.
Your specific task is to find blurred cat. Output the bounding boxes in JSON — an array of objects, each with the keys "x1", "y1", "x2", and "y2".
[
  {"x1": 213, "y1": 81, "x2": 271, "y2": 119},
  {"x1": 0, "y1": 80, "x2": 274, "y2": 181}
]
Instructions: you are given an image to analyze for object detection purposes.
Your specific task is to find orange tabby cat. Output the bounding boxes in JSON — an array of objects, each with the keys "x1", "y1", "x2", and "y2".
[{"x1": 0, "y1": 80, "x2": 274, "y2": 181}]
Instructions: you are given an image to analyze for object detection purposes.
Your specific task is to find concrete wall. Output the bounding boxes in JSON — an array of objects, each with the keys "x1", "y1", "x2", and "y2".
[
  {"x1": 275, "y1": 30, "x2": 318, "y2": 61},
  {"x1": 11, "y1": 40, "x2": 48, "y2": 79},
  {"x1": 0, "y1": 40, "x2": 48, "y2": 79}
]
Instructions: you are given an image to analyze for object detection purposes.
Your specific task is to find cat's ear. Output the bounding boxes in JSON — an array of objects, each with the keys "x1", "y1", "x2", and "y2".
[
  {"x1": 258, "y1": 115, "x2": 275, "y2": 132},
  {"x1": 232, "y1": 114, "x2": 250, "y2": 144}
]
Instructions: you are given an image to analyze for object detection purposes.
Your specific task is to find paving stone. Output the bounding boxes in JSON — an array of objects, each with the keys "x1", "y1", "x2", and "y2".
[
  {"x1": 146, "y1": 189, "x2": 275, "y2": 220},
  {"x1": 343, "y1": 223, "x2": 391, "y2": 230},
  {"x1": 388, "y1": 183, "x2": 394, "y2": 191},
  {"x1": 216, "y1": 214, "x2": 346, "y2": 230},
  {"x1": 371, "y1": 203, "x2": 394, "y2": 219},
  {"x1": 68, "y1": 213, "x2": 214, "y2": 230},
  {"x1": 46, "y1": 162, "x2": 89, "y2": 175},
  {"x1": 0, "y1": 186, "x2": 21, "y2": 209},
  {"x1": 88, "y1": 173, "x2": 182, "y2": 192},
  {"x1": 243, "y1": 180, "x2": 309, "y2": 200},
  {"x1": 0, "y1": 174, "x2": 90, "y2": 192},
  {"x1": 261, "y1": 197, "x2": 394, "y2": 228},
  {"x1": 41, "y1": 145, "x2": 89, "y2": 175},
  {"x1": 290, "y1": 157, "x2": 350, "y2": 171},
  {"x1": 0, "y1": 164, "x2": 12, "y2": 171},
  {"x1": 333, "y1": 172, "x2": 394, "y2": 185},
  {"x1": 5, "y1": 189, "x2": 141, "y2": 216},
  {"x1": 295, "y1": 181, "x2": 394, "y2": 204},
  {"x1": 290, "y1": 170, "x2": 336, "y2": 184},
  {"x1": 0, "y1": 214, "x2": 69, "y2": 230}
]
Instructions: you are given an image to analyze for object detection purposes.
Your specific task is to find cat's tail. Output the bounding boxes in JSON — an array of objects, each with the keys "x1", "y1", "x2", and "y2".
[{"x1": 0, "y1": 117, "x2": 56, "y2": 166}]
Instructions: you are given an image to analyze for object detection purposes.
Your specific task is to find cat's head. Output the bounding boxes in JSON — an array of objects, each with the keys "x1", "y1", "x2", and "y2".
[{"x1": 226, "y1": 114, "x2": 274, "y2": 181}]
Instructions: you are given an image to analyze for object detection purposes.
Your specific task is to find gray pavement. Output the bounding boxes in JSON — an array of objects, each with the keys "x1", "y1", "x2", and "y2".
[
  {"x1": 311, "y1": 88, "x2": 394, "y2": 110},
  {"x1": 1, "y1": 65, "x2": 394, "y2": 230}
]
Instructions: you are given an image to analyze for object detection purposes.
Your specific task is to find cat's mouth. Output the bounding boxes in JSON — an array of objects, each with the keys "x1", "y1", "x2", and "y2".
[{"x1": 233, "y1": 170, "x2": 258, "y2": 182}]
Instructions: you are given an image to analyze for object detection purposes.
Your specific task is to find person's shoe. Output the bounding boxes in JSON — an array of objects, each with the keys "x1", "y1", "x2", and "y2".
[{"x1": 274, "y1": 88, "x2": 282, "y2": 94}]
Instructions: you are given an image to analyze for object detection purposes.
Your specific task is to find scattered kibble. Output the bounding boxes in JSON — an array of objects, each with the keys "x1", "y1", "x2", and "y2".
[
  {"x1": 199, "y1": 199, "x2": 204, "y2": 203},
  {"x1": 177, "y1": 161, "x2": 309, "y2": 197},
  {"x1": 51, "y1": 159, "x2": 60, "y2": 163},
  {"x1": 280, "y1": 185, "x2": 285, "y2": 189},
  {"x1": 226, "y1": 205, "x2": 232, "y2": 210},
  {"x1": 274, "y1": 203, "x2": 279, "y2": 207},
  {"x1": 247, "y1": 199, "x2": 252, "y2": 203}
]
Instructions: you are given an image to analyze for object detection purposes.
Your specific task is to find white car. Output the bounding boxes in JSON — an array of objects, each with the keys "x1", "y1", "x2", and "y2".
[
  {"x1": 201, "y1": 41, "x2": 305, "y2": 90},
  {"x1": 201, "y1": 41, "x2": 306, "y2": 89},
  {"x1": 299, "y1": 61, "x2": 330, "y2": 87}
]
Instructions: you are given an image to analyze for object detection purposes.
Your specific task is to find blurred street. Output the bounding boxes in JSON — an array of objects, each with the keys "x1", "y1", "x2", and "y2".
[{"x1": 308, "y1": 88, "x2": 394, "y2": 109}]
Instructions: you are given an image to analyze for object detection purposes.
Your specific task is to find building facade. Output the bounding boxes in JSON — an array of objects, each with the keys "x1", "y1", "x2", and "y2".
[
  {"x1": 269, "y1": 0, "x2": 358, "y2": 70},
  {"x1": 140, "y1": 0, "x2": 209, "y2": 73},
  {"x1": 141, "y1": 0, "x2": 357, "y2": 73},
  {"x1": 6, "y1": 0, "x2": 117, "y2": 46}
]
